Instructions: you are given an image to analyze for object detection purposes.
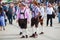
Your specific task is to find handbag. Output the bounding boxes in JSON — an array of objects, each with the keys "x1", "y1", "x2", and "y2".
[
  {"x1": 52, "y1": 12, "x2": 55, "y2": 18},
  {"x1": 5, "y1": 19, "x2": 7, "y2": 22}
]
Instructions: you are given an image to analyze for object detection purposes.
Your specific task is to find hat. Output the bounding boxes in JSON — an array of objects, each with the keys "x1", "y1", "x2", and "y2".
[{"x1": 21, "y1": 2, "x2": 26, "y2": 6}]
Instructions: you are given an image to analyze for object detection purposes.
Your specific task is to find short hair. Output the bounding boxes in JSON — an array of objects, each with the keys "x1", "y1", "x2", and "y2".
[
  {"x1": 33, "y1": 1, "x2": 38, "y2": 6},
  {"x1": 38, "y1": 3, "x2": 40, "y2": 5}
]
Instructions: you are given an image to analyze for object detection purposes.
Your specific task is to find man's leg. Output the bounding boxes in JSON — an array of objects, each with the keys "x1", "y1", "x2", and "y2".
[
  {"x1": 21, "y1": 29, "x2": 25, "y2": 38},
  {"x1": 47, "y1": 15, "x2": 49, "y2": 26},
  {"x1": 58, "y1": 17, "x2": 60, "y2": 23},
  {"x1": 39, "y1": 19, "x2": 44, "y2": 34},
  {"x1": 30, "y1": 18, "x2": 36, "y2": 37},
  {"x1": 34, "y1": 18, "x2": 39, "y2": 38},
  {"x1": 10, "y1": 16, "x2": 13, "y2": 24},
  {"x1": 50, "y1": 15, "x2": 52, "y2": 27},
  {"x1": 8, "y1": 18, "x2": 10, "y2": 24},
  {"x1": 0, "y1": 26, "x2": 2, "y2": 31}
]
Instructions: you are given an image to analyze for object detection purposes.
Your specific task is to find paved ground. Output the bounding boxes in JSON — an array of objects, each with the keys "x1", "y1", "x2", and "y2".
[{"x1": 0, "y1": 16, "x2": 60, "y2": 40}]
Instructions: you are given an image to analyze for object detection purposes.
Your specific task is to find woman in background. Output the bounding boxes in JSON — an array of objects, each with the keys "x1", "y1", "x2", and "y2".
[
  {"x1": 58, "y1": 3, "x2": 60, "y2": 23},
  {"x1": 0, "y1": 6, "x2": 5, "y2": 31},
  {"x1": 7, "y1": 3, "x2": 14, "y2": 24},
  {"x1": 46, "y1": 3, "x2": 54, "y2": 27}
]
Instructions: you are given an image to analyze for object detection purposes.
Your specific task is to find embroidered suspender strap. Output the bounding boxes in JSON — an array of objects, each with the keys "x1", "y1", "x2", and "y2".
[
  {"x1": 34, "y1": 7, "x2": 37, "y2": 17},
  {"x1": 20, "y1": 8, "x2": 26, "y2": 19},
  {"x1": 23, "y1": 8, "x2": 26, "y2": 19}
]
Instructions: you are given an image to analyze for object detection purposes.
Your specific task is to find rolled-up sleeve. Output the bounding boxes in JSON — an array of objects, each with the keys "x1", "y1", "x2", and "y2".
[
  {"x1": 35, "y1": 7, "x2": 40, "y2": 17},
  {"x1": 25, "y1": 9, "x2": 31, "y2": 22}
]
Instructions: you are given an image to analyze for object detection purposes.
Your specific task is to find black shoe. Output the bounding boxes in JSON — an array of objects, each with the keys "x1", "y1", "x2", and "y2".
[
  {"x1": 30, "y1": 34, "x2": 35, "y2": 38},
  {"x1": 39, "y1": 32, "x2": 44, "y2": 35},
  {"x1": 50, "y1": 25, "x2": 52, "y2": 27},
  {"x1": 9, "y1": 23, "x2": 12, "y2": 25},
  {"x1": 3, "y1": 28, "x2": 5, "y2": 30},
  {"x1": 30, "y1": 33, "x2": 38, "y2": 38},
  {"x1": 59, "y1": 22, "x2": 60, "y2": 23},
  {"x1": 21, "y1": 36, "x2": 25, "y2": 38},
  {"x1": 19, "y1": 32, "x2": 22, "y2": 35},
  {"x1": 10, "y1": 23, "x2": 13, "y2": 25},
  {"x1": 46, "y1": 25, "x2": 48, "y2": 26},
  {"x1": 26, "y1": 35, "x2": 28, "y2": 38}
]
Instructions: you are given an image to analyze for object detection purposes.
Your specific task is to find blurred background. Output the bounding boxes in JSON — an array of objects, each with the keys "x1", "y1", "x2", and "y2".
[{"x1": 0, "y1": 0, "x2": 60, "y2": 3}]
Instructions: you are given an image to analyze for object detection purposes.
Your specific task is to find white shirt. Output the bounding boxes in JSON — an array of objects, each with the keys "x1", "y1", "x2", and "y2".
[
  {"x1": 46, "y1": 7, "x2": 54, "y2": 15},
  {"x1": 40, "y1": 6, "x2": 44, "y2": 17},
  {"x1": 38, "y1": 6, "x2": 45, "y2": 18}
]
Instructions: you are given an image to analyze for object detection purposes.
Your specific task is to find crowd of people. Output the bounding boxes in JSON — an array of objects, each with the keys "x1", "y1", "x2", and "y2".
[{"x1": 0, "y1": 1, "x2": 60, "y2": 38}]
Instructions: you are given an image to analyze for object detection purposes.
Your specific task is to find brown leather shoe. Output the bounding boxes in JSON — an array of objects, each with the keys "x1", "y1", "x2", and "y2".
[
  {"x1": 3, "y1": 28, "x2": 5, "y2": 30},
  {"x1": 39, "y1": 32, "x2": 44, "y2": 35},
  {"x1": 30, "y1": 34, "x2": 35, "y2": 38},
  {"x1": 19, "y1": 32, "x2": 22, "y2": 35},
  {"x1": 21, "y1": 36, "x2": 25, "y2": 38},
  {"x1": 34, "y1": 32, "x2": 38, "y2": 38},
  {"x1": 30, "y1": 33, "x2": 38, "y2": 38},
  {"x1": 26, "y1": 35, "x2": 28, "y2": 38}
]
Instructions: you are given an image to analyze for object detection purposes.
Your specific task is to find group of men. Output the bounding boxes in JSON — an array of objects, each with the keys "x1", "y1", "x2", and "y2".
[
  {"x1": 0, "y1": 0, "x2": 59, "y2": 38},
  {"x1": 16, "y1": 1, "x2": 45, "y2": 38}
]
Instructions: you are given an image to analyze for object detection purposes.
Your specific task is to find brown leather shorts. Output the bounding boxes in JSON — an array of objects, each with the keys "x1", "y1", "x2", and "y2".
[
  {"x1": 39, "y1": 16, "x2": 43, "y2": 25},
  {"x1": 18, "y1": 19, "x2": 27, "y2": 29},
  {"x1": 31, "y1": 17, "x2": 39, "y2": 27}
]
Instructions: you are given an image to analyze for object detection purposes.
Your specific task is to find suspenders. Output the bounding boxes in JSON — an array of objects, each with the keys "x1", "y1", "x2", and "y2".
[
  {"x1": 33, "y1": 7, "x2": 37, "y2": 17},
  {"x1": 20, "y1": 9, "x2": 26, "y2": 19}
]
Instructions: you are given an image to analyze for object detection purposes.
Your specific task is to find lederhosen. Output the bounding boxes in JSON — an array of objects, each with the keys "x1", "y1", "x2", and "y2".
[
  {"x1": 18, "y1": 9, "x2": 27, "y2": 29},
  {"x1": 31, "y1": 7, "x2": 39, "y2": 27},
  {"x1": 39, "y1": 16, "x2": 43, "y2": 25},
  {"x1": 39, "y1": 8, "x2": 43, "y2": 26}
]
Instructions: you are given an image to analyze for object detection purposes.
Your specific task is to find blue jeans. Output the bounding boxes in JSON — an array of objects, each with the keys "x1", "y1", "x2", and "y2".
[{"x1": 58, "y1": 13, "x2": 60, "y2": 23}]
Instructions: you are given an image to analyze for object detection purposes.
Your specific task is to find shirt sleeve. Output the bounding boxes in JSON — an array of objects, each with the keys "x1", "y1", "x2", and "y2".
[
  {"x1": 41, "y1": 8, "x2": 44, "y2": 18},
  {"x1": 35, "y1": 7, "x2": 40, "y2": 16},
  {"x1": 25, "y1": 8, "x2": 31, "y2": 22},
  {"x1": 16, "y1": 9, "x2": 20, "y2": 20}
]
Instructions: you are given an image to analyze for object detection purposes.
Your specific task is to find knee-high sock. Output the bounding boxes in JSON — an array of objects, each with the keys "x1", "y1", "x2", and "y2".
[
  {"x1": 22, "y1": 29, "x2": 25, "y2": 36},
  {"x1": 22, "y1": 29, "x2": 28, "y2": 36},
  {"x1": 39, "y1": 25, "x2": 44, "y2": 33},
  {"x1": 20, "y1": 28, "x2": 22, "y2": 32},
  {"x1": 24, "y1": 29, "x2": 28, "y2": 35},
  {"x1": 35, "y1": 27, "x2": 39, "y2": 34},
  {"x1": 31, "y1": 27, "x2": 36, "y2": 34}
]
